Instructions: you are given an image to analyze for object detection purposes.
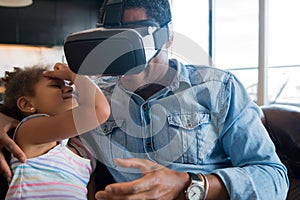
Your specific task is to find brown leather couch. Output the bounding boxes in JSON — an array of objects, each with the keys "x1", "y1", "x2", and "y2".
[
  {"x1": 1, "y1": 104, "x2": 300, "y2": 199},
  {"x1": 261, "y1": 104, "x2": 300, "y2": 200}
]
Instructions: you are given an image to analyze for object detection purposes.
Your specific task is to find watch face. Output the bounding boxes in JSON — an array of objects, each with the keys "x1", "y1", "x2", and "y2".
[{"x1": 187, "y1": 184, "x2": 204, "y2": 200}]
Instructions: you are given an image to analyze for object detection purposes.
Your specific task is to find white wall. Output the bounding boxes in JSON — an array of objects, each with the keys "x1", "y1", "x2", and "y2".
[{"x1": 0, "y1": 44, "x2": 64, "y2": 77}]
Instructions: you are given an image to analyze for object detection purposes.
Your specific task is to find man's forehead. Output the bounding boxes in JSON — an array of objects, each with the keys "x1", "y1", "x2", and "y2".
[{"x1": 122, "y1": 8, "x2": 148, "y2": 23}]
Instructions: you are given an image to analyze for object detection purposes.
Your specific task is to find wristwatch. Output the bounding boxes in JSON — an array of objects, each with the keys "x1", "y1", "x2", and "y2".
[{"x1": 185, "y1": 172, "x2": 209, "y2": 200}]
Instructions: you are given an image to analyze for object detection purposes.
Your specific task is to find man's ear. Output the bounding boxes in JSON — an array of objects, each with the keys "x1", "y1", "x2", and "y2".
[
  {"x1": 165, "y1": 35, "x2": 174, "y2": 48},
  {"x1": 17, "y1": 96, "x2": 35, "y2": 114},
  {"x1": 165, "y1": 24, "x2": 174, "y2": 49}
]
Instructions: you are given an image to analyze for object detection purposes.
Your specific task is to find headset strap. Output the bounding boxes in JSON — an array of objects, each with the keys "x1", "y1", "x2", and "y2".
[{"x1": 103, "y1": 0, "x2": 124, "y2": 27}]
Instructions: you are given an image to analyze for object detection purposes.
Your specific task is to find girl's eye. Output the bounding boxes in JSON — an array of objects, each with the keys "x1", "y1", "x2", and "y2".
[{"x1": 51, "y1": 84, "x2": 61, "y2": 88}]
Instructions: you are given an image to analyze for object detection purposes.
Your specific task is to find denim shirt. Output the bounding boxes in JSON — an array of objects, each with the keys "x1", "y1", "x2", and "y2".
[{"x1": 80, "y1": 59, "x2": 289, "y2": 199}]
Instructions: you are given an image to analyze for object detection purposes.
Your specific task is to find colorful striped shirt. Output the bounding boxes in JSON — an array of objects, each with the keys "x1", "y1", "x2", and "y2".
[{"x1": 6, "y1": 114, "x2": 93, "y2": 200}]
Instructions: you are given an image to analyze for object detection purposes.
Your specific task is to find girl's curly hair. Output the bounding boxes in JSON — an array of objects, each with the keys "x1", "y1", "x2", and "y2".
[{"x1": 1, "y1": 66, "x2": 48, "y2": 121}]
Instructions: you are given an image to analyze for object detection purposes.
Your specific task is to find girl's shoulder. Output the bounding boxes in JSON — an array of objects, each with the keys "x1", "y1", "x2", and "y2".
[{"x1": 13, "y1": 114, "x2": 49, "y2": 140}]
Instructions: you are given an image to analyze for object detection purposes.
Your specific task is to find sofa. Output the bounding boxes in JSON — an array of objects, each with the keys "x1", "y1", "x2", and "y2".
[{"x1": 261, "y1": 104, "x2": 300, "y2": 199}]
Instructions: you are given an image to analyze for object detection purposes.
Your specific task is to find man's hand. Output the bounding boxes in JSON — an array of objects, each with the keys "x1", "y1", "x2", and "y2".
[
  {"x1": 95, "y1": 158, "x2": 190, "y2": 200},
  {"x1": 0, "y1": 113, "x2": 25, "y2": 183}
]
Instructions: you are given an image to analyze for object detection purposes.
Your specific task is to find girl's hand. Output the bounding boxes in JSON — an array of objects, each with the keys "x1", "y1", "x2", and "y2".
[{"x1": 43, "y1": 63, "x2": 77, "y2": 83}]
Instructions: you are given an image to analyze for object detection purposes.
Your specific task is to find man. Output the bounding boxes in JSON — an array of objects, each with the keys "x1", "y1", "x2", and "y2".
[{"x1": 0, "y1": 0, "x2": 289, "y2": 199}]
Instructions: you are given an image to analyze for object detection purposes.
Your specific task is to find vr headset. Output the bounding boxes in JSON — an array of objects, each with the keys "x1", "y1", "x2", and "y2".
[{"x1": 64, "y1": 0, "x2": 170, "y2": 76}]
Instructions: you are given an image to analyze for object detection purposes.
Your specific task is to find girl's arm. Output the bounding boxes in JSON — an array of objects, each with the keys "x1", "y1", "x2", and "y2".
[{"x1": 16, "y1": 63, "x2": 110, "y2": 147}]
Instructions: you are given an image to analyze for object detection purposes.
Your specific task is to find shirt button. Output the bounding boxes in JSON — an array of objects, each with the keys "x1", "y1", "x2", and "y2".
[
  {"x1": 142, "y1": 104, "x2": 147, "y2": 111},
  {"x1": 103, "y1": 125, "x2": 108, "y2": 133},
  {"x1": 146, "y1": 141, "x2": 151, "y2": 147},
  {"x1": 187, "y1": 120, "x2": 192, "y2": 128}
]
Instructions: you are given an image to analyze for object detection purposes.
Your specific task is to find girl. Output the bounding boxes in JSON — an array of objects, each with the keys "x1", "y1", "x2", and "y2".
[{"x1": 1, "y1": 63, "x2": 110, "y2": 199}]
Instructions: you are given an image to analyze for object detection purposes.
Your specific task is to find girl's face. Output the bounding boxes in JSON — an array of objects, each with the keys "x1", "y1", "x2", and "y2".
[{"x1": 30, "y1": 76, "x2": 77, "y2": 116}]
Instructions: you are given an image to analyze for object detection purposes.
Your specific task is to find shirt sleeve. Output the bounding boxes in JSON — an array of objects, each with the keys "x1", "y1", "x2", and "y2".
[{"x1": 212, "y1": 74, "x2": 289, "y2": 200}]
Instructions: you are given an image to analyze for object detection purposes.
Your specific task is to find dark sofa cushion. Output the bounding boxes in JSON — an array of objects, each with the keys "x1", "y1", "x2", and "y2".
[
  {"x1": 261, "y1": 105, "x2": 300, "y2": 179},
  {"x1": 261, "y1": 105, "x2": 300, "y2": 200}
]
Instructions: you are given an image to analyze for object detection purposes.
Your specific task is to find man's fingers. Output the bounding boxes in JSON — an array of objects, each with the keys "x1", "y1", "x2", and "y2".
[
  {"x1": 3, "y1": 121, "x2": 19, "y2": 133},
  {"x1": 95, "y1": 180, "x2": 151, "y2": 200},
  {"x1": 95, "y1": 179, "x2": 157, "y2": 200},
  {"x1": 110, "y1": 179, "x2": 150, "y2": 193},
  {"x1": 115, "y1": 158, "x2": 163, "y2": 173},
  {"x1": 96, "y1": 159, "x2": 176, "y2": 200},
  {"x1": 0, "y1": 117, "x2": 21, "y2": 182},
  {"x1": 5, "y1": 142, "x2": 26, "y2": 163},
  {"x1": 0, "y1": 151, "x2": 12, "y2": 183},
  {"x1": 95, "y1": 191, "x2": 129, "y2": 200},
  {"x1": 0, "y1": 130, "x2": 26, "y2": 163}
]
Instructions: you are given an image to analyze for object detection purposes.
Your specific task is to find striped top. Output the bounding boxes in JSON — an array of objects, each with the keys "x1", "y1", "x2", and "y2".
[{"x1": 5, "y1": 114, "x2": 93, "y2": 200}]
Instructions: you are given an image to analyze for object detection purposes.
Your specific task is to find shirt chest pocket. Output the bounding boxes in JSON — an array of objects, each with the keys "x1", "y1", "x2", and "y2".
[
  {"x1": 168, "y1": 112, "x2": 209, "y2": 130},
  {"x1": 166, "y1": 112, "x2": 216, "y2": 164}
]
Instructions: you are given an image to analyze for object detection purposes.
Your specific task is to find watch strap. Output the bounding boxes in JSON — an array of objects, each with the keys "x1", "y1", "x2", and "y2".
[
  {"x1": 199, "y1": 173, "x2": 209, "y2": 199},
  {"x1": 188, "y1": 172, "x2": 201, "y2": 183}
]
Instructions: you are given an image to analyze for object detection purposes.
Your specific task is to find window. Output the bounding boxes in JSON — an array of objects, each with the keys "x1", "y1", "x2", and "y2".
[
  {"x1": 214, "y1": 0, "x2": 259, "y2": 102},
  {"x1": 214, "y1": 0, "x2": 258, "y2": 69},
  {"x1": 268, "y1": 0, "x2": 300, "y2": 105},
  {"x1": 172, "y1": 0, "x2": 300, "y2": 106},
  {"x1": 171, "y1": 0, "x2": 210, "y2": 66}
]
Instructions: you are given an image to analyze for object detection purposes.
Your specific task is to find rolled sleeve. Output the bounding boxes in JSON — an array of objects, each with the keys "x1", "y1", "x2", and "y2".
[{"x1": 213, "y1": 75, "x2": 289, "y2": 199}]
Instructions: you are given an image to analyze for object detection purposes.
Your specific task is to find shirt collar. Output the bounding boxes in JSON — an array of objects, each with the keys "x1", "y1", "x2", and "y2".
[{"x1": 169, "y1": 59, "x2": 192, "y2": 91}]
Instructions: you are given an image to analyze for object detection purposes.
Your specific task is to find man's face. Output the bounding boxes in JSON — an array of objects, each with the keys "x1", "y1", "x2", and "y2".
[
  {"x1": 122, "y1": 8, "x2": 166, "y2": 63},
  {"x1": 121, "y1": 8, "x2": 170, "y2": 78}
]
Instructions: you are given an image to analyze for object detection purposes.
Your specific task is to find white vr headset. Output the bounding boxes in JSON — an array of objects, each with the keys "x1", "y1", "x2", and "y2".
[{"x1": 64, "y1": 0, "x2": 170, "y2": 76}]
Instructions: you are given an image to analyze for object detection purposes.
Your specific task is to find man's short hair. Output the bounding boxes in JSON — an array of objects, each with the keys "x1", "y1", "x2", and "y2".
[
  {"x1": 99, "y1": 0, "x2": 172, "y2": 27},
  {"x1": 124, "y1": 0, "x2": 172, "y2": 26}
]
